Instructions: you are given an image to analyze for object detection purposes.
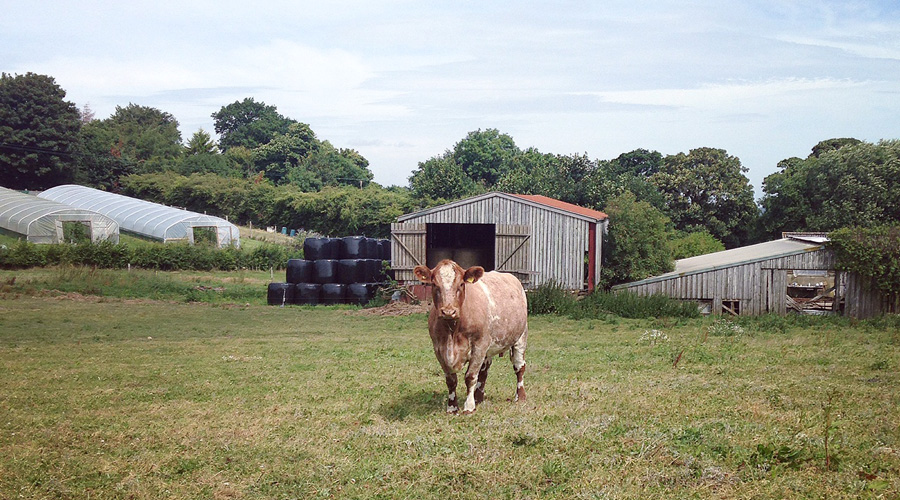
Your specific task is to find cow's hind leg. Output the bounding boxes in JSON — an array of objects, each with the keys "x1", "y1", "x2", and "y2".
[
  {"x1": 511, "y1": 330, "x2": 528, "y2": 402},
  {"x1": 474, "y1": 358, "x2": 492, "y2": 405},
  {"x1": 445, "y1": 372, "x2": 459, "y2": 413}
]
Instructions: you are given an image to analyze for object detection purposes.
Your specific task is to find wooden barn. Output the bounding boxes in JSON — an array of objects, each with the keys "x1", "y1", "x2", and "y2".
[
  {"x1": 613, "y1": 234, "x2": 888, "y2": 318},
  {"x1": 391, "y1": 192, "x2": 609, "y2": 291}
]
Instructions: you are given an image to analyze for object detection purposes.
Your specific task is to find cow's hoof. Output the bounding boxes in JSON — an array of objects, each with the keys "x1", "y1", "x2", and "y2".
[
  {"x1": 447, "y1": 406, "x2": 459, "y2": 414},
  {"x1": 461, "y1": 409, "x2": 476, "y2": 415}
]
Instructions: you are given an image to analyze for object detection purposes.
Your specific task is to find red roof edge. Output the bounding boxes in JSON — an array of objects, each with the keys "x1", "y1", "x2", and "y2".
[{"x1": 507, "y1": 193, "x2": 608, "y2": 220}]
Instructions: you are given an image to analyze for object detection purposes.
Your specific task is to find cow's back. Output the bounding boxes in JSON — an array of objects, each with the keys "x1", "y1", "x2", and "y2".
[{"x1": 462, "y1": 271, "x2": 527, "y2": 349}]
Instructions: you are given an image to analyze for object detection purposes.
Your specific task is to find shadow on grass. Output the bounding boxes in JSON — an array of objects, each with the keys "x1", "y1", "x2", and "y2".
[{"x1": 379, "y1": 389, "x2": 446, "y2": 421}]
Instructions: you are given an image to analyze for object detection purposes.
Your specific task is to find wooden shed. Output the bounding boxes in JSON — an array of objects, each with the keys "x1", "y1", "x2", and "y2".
[
  {"x1": 612, "y1": 234, "x2": 887, "y2": 318},
  {"x1": 391, "y1": 192, "x2": 608, "y2": 290}
]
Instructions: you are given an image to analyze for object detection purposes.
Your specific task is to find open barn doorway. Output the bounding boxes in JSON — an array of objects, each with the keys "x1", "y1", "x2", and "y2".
[{"x1": 426, "y1": 223, "x2": 495, "y2": 271}]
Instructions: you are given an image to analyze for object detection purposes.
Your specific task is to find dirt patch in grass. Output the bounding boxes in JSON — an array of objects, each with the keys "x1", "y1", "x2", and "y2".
[{"x1": 355, "y1": 301, "x2": 430, "y2": 316}]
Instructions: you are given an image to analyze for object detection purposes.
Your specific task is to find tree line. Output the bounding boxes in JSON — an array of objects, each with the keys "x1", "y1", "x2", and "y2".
[{"x1": 2, "y1": 72, "x2": 898, "y2": 287}]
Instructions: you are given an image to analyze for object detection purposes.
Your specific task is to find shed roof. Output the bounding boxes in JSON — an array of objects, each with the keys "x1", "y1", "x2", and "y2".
[
  {"x1": 613, "y1": 237, "x2": 828, "y2": 289},
  {"x1": 398, "y1": 192, "x2": 608, "y2": 223}
]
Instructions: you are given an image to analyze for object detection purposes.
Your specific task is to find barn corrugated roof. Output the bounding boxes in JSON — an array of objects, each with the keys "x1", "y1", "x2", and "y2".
[
  {"x1": 613, "y1": 237, "x2": 828, "y2": 289},
  {"x1": 398, "y1": 192, "x2": 608, "y2": 222}
]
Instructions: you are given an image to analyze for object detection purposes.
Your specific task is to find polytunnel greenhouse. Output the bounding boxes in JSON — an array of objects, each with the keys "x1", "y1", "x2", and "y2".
[
  {"x1": 0, "y1": 186, "x2": 120, "y2": 244},
  {"x1": 38, "y1": 185, "x2": 241, "y2": 248}
]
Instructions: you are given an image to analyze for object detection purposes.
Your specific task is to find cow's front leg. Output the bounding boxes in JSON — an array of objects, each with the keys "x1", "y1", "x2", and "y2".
[
  {"x1": 445, "y1": 372, "x2": 459, "y2": 413},
  {"x1": 474, "y1": 358, "x2": 492, "y2": 405},
  {"x1": 461, "y1": 353, "x2": 486, "y2": 414}
]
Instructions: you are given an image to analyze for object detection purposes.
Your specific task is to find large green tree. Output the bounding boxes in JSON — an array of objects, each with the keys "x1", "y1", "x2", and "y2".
[
  {"x1": 0, "y1": 72, "x2": 81, "y2": 189},
  {"x1": 100, "y1": 103, "x2": 183, "y2": 174},
  {"x1": 451, "y1": 128, "x2": 520, "y2": 186},
  {"x1": 651, "y1": 147, "x2": 757, "y2": 248},
  {"x1": 212, "y1": 98, "x2": 295, "y2": 152},
  {"x1": 409, "y1": 154, "x2": 479, "y2": 203},
  {"x1": 600, "y1": 192, "x2": 674, "y2": 287},
  {"x1": 760, "y1": 139, "x2": 900, "y2": 238}
]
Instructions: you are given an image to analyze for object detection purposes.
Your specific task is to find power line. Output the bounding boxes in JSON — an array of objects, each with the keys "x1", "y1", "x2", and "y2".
[{"x1": 0, "y1": 142, "x2": 75, "y2": 157}]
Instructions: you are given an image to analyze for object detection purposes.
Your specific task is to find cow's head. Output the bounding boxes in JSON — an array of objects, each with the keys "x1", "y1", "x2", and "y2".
[{"x1": 414, "y1": 259, "x2": 484, "y2": 320}]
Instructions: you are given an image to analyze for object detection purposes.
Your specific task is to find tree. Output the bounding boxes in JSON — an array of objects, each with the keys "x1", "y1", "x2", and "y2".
[
  {"x1": 251, "y1": 122, "x2": 320, "y2": 188},
  {"x1": 600, "y1": 192, "x2": 674, "y2": 287},
  {"x1": 669, "y1": 230, "x2": 724, "y2": 260},
  {"x1": 451, "y1": 129, "x2": 520, "y2": 186},
  {"x1": 212, "y1": 98, "x2": 295, "y2": 152},
  {"x1": 409, "y1": 154, "x2": 479, "y2": 203},
  {"x1": 0, "y1": 72, "x2": 81, "y2": 189},
  {"x1": 809, "y1": 137, "x2": 862, "y2": 158},
  {"x1": 608, "y1": 148, "x2": 663, "y2": 177},
  {"x1": 103, "y1": 103, "x2": 183, "y2": 173},
  {"x1": 759, "y1": 139, "x2": 900, "y2": 237},
  {"x1": 74, "y1": 120, "x2": 134, "y2": 190},
  {"x1": 184, "y1": 129, "x2": 218, "y2": 156},
  {"x1": 651, "y1": 147, "x2": 758, "y2": 248}
]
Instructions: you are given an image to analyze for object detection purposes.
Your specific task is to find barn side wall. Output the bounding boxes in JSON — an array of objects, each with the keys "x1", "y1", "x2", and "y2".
[
  {"x1": 396, "y1": 196, "x2": 594, "y2": 290},
  {"x1": 621, "y1": 248, "x2": 838, "y2": 316}
]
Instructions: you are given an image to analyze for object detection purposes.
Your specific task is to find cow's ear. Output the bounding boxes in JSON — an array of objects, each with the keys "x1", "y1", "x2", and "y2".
[
  {"x1": 413, "y1": 265, "x2": 433, "y2": 283},
  {"x1": 463, "y1": 266, "x2": 485, "y2": 284}
]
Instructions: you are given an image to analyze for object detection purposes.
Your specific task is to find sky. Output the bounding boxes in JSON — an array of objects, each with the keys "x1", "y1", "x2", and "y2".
[{"x1": 3, "y1": 1, "x2": 899, "y2": 199}]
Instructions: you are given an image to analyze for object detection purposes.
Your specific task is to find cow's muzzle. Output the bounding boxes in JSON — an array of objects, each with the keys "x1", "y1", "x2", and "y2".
[{"x1": 439, "y1": 307, "x2": 459, "y2": 320}]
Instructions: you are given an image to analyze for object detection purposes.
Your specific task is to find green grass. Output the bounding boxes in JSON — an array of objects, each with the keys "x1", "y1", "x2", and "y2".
[
  {"x1": 0, "y1": 275, "x2": 898, "y2": 498},
  {"x1": 0, "y1": 266, "x2": 273, "y2": 304}
]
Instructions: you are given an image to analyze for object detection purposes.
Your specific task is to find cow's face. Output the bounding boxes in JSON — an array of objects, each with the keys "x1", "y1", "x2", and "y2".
[{"x1": 414, "y1": 259, "x2": 484, "y2": 320}]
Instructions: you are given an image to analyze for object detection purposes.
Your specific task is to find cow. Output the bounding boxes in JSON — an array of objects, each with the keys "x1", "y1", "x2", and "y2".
[{"x1": 413, "y1": 259, "x2": 528, "y2": 414}]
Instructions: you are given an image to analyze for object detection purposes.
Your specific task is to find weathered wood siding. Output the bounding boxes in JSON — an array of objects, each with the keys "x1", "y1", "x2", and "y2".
[
  {"x1": 393, "y1": 195, "x2": 596, "y2": 289},
  {"x1": 622, "y1": 248, "x2": 838, "y2": 316}
]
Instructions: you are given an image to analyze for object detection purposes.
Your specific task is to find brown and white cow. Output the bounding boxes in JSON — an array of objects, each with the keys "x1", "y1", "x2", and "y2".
[{"x1": 414, "y1": 259, "x2": 528, "y2": 414}]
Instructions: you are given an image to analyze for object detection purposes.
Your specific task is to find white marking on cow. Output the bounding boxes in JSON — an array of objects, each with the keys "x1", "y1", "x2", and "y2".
[
  {"x1": 477, "y1": 281, "x2": 496, "y2": 310},
  {"x1": 439, "y1": 264, "x2": 456, "y2": 296},
  {"x1": 448, "y1": 393, "x2": 456, "y2": 401},
  {"x1": 463, "y1": 388, "x2": 476, "y2": 413}
]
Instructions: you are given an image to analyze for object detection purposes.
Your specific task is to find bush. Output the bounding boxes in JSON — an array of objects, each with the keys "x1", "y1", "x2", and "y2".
[
  {"x1": 0, "y1": 240, "x2": 300, "y2": 271},
  {"x1": 572, "y1": 291, "x2": 700, "y2": 320},
  {"x1": 526, "y1": 283, "x2": 699, "y2": 320},
  {"x1": 527, "y1": 281, "x2": 575, "y2": 315}
]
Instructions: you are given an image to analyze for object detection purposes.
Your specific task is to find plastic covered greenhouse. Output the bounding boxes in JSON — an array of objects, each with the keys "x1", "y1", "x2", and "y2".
[
  {"x1": 0, "y1": 186, "x2": 120, "y2": 244},
  {"x1": 39, "y1": 185, "x2": 241, "y2": 248}
]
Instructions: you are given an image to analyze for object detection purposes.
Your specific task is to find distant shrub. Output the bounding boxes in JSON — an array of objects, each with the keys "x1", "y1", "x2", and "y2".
[
  {"x1": 527, "y1": 284, "x2": 699, "y2": 320},
  {"x1": 0, "y1": 240, "x2": 299, "y2": 271},
  {"x1": 572, "y1": 291, "x2": 700, "y2": 320},
  {"x1": 527, "y1": 281, "x2": 575, "y2": 315}
]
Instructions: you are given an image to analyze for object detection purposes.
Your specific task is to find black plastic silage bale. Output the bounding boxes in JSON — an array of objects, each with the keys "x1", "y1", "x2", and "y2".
[
  {"x1": 321, "y1": 283, "x2": 347, "y2": 304},
  {"x1": 312, "y1": 259, "x2": 338, "y2": 284},
  {"x1": 347, "y1": 283, "x2": 374, "y2": 305},
  {"x1": 294, "y1": 283, "x2": 321, "y2": 305},
  {"x1": 340, "y1": 236, "x2": 367, "y2": 259},
  {"x1": 364, "y1": 238, "x2": 379, "y2": 259},
  {"x1": 378, "y1": 239, "x2": 392, "y2": 260},
  {"x1": 304, "y1": 237, "x2": 340, "y2": 260},
  {"x1": 337, "y1": 259, "x2": 365, "y2": 284},
  {"x1": 267, "y1": 282, "x2": 295, "y2": 306},
  {"x1": 360, "y1": 259, "x2": 384, "y2": 283},
  {"x1": 285, "y1": 259, "x2": 312, "y2": 284}
]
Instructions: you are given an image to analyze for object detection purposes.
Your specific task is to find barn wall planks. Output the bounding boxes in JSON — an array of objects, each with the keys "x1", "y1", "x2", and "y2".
[
  {"x1": 618, "y1": 246, "x2": 887, "y2": 318},
  {"x1": 394, "y1": 195, "x2": 596, "y2": 289}
]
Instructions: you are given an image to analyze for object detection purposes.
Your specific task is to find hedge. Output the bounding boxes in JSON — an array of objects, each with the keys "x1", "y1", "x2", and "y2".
[{"x1": 0, "y1": 240, "x2": 301, "y2": 271}]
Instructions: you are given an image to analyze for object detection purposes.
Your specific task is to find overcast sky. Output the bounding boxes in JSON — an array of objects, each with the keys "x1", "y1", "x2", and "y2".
[{"x1": 3, "y1": 1, "x2": 899, "y2": 199}]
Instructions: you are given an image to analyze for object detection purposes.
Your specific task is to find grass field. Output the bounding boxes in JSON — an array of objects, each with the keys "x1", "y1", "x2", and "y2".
[{"x1": 1, "y1": 272, "x2": 899, "y2": 498}]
